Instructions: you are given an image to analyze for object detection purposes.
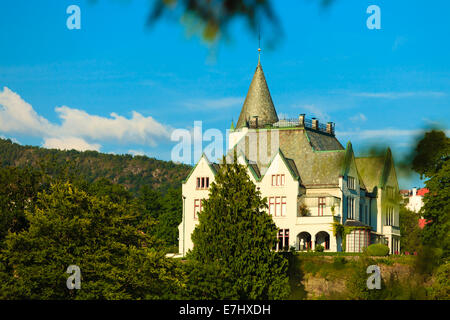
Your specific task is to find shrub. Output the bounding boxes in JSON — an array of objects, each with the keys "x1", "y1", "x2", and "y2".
[
  {"x1": 366, "y1": 244, "x2": 389, "y2": 256},
  {"x1": 427, "y1": 261, "x2": 450, "y2": 300},
  {"x1": 315, "y1": 244, "x2": 324, "y2": 252},
  {"x1": 333, "y1": 256, "x2": 347, "y2": 266}
]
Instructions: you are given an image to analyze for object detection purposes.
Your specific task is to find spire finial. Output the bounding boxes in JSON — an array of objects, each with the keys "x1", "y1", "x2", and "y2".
[{"x1": 258, "y1": 25, "x2": 261, "y2": 63}]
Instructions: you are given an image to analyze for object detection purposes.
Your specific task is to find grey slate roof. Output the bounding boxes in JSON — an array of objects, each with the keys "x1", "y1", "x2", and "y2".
[
  {"x1": 226, "y1": 128, "x2": 346, "y2": 186},
  {"x1": 305, "y1": 129, "x2": 344, "y2": 151},
  {"x1": 236, "y1": 60, "x2": 278, "y2": 129}
]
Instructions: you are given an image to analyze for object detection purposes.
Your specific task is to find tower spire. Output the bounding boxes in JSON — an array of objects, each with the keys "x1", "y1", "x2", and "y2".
[
  {"x1": 258, "y1": 26, "x2": 261, "y2": 63},
  {"x1": 235, "y1": 37, "x2": 278, "y2": 129}
]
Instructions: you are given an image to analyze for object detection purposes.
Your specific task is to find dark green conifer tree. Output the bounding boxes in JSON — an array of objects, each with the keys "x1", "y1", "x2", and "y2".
[{"x1": 190, "y1": 155, "x2": 290, "y2": 299}]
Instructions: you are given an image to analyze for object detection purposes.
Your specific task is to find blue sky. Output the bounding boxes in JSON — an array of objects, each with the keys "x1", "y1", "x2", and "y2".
[{"x1": 0, "y1": 0, "x2": 449, "y2": 188}]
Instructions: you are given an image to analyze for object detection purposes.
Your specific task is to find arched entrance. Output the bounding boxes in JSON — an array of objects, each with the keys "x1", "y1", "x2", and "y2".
[
  {"x1": 315, "y1": 231, "x2": 330, "y2": 250},
  {"x1": 297, "y1": 232, "x2": 312, "y2": 251}
]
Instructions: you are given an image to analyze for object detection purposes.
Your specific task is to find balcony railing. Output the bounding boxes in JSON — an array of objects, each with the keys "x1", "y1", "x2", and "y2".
[{"x1": 273, "y1": 117, "x2": 333, "y2": 134}]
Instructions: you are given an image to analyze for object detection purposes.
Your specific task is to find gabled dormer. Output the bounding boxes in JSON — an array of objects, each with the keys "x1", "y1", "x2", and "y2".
[{"x1": 340, "y1": 141, "x2": 362, "y2": 193}]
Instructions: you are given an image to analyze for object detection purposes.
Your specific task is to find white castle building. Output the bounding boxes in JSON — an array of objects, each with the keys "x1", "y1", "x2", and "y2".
[{"x1": 178, "y1": 57, "x2": 400, "y2": 255}]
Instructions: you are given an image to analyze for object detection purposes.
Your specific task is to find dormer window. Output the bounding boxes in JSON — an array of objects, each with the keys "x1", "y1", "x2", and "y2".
[
  {"x1": 347, "y1": 176, "x2": 356, "y2": 190},
  {"x1": 271, "y1": 174, "x2": 285, "y2": 186},
  {"x1": 196, "y1": 177, "x2": 209, "y2": 190}
]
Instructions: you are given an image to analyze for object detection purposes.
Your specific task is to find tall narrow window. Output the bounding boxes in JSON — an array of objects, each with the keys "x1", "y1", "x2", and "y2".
[
  {"x1": 385, "y1": 206, "x2": 394, "y2": 226},
  {"x1": 277, "y1": 229, "x2": 289, "y2": 251},
  {"x1": 275, "y1": 197, "x2": 281, "y2": 216},
  {"x1": 271, "y1": 174, "x2": 285, "y2": 186},
  {"x1": 284, "y1": 229, "x2": 289, "y2": 250},
  {"x1": 194, "y1": 199, "x2": 202, "y2": 219},
  {"x1": 269, "y1": 197, "x2": 275, "y2": 215},
  {"x1": 348, "y1": 176, "x2": 356, "y2": 190},
  {"x1": 196, "y1": 177, "x2": 210, "y2": 190},
  {"x1": 281, "y1": 197, "x2": 287, "y2": 216},
  {"x1": 278, "y1": 230, "x2": 283, "y2": 251},
  {"x1": 318, "y1": 197, "x2": 326, "y2": 216},
  {"x1": 347, "y1": 197, "x2": 355, "y2": 219},
  {"x1": 269, "y1": 196, "x2": 286, "y2": 217}
]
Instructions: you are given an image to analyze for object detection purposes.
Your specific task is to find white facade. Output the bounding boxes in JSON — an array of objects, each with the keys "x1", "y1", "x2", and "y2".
[
  {"x1": 178, "y1": 144, "x2": 401, "y2": 255},
  {"x1": 404, "y1": 188, "x2": 427, "y2": 213},
  {"x1": 177, "y1": 59, "x2": 400, "y2": 256}
]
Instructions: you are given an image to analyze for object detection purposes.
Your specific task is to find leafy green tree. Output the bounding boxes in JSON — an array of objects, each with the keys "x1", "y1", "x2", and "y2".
[
  {"x1": 427, "y1": 261, "x2": 450, "y2": 300},
  {"x1": 139, "y1": 185, "x2": 162, "y2": 220},
  {"x1": 147, "y1": 0, "x2": 334, "y2": 42},
  {"x1": 87, "y1": 177, "x2": 133, "y2": 204},
  {"x1": 190, "y1": 156, "x2": 290, "y2": 299},
  {"x1": 399, "y1": 204, "x2": 422, "y2": 253},
  {"x1": 0, "y1": 167, "x2": 47, "y2": 242},
  {"x1": 181, "y1": 260, "x2": 239, "y2": 299},
  {"x1": 155, "y1": 187, "x2": 182, "y2": 248},
  {"x1": 0, "y1": 181, "x2": 185, "y2": 299},
  {"x1": 411, "y1": 130, "x2": 450, "y2": 256}
]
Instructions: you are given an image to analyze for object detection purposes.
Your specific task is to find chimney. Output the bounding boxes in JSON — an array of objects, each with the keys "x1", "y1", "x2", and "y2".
[
  {"x1": 298, "y1": 114, "x2": 305, "y2": 127},
  {"x1": 251, "y1": 116, "x2": 259, "y2": 128},
  {"x1": 312, "y1": 118, "x2": 318, "y2": 130},
  {"x1": 326, "y1": 122, "x2": 334, "y2": 135}
]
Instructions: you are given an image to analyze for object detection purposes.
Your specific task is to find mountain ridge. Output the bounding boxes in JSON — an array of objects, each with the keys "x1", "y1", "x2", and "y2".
[{"x1": 0, "y1": 138, "x2": 191, "y2": 194}]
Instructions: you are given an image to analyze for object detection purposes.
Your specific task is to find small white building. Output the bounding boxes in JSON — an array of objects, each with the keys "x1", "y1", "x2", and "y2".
[
  {"x1": 401, "y1": 187, "x2": 429, "y2": 213},
  {"x1": 178, "y1": 58, "x2": 400, "y2": 256}
]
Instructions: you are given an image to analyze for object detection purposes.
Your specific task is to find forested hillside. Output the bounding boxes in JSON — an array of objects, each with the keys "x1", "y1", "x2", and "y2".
[{"x1": 0, "y1": 138, "x2": 191, "y2": 194}]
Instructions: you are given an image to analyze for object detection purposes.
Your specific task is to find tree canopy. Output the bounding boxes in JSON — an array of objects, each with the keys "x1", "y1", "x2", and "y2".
[
  {"x1": 412, "y1": 130, "x2": 450, "y2": 256},
  {"x1": 0, "y1": 181, "x2": 184, "y2": 299}
]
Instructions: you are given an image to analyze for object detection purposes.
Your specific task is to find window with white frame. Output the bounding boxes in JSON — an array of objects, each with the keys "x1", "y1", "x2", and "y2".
[
  {"x1": 268, "y1": 196, "x2": 287, "y2": 217},
  {"x1": 346, "y1": 229, "x2": 370, "y2": 252},
  {"x1": 276, "y1": 229, "x2": 289, "y2": 251},
  {"x1": 196, "y1": 177, "x2": 209, "y2": 190},
  {"x1": 385, "y1": 206, "x2": 394, "y2": 226},
  {"x1": 347, "y1": 197, "x2": 355, "y2": 219},
  {"x1": 318, "y1": 197, "x2": 326, "y2": 216},
  {"x1": 271, "y1": 174, "x2": 285, "y2": 186},
  {"x1": 194, "y1": 199, "x2": 202, "y2": 219},
  {"x1": 347, "y1": 176, "x2": 356, "y2": 190}
]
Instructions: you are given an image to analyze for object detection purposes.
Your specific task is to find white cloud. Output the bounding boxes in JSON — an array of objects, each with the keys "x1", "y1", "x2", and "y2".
[
  {"x1": 43, "y1": 137, "x2": 101, "y2": 152},
  {"x1": 128, "y1": 149, "x2": 146, "y2": 156},
  {"x1": 55, "y1": 106, "x2": 170, "y2": 146},
  {"x1": 349, "y1": 113, "x2": 367, "y2": 123},
  {"x1": 0, "y1": 87, "x2": 171, "y2": 152},
  {"x1": 0, "y1": 87, "x2": 54, "y2": 136}
]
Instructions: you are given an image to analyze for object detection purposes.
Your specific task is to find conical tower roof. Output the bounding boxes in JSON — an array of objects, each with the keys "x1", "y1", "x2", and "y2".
[{"x1": 236, "y1": 59, "x2": 278, "y2": 129}]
